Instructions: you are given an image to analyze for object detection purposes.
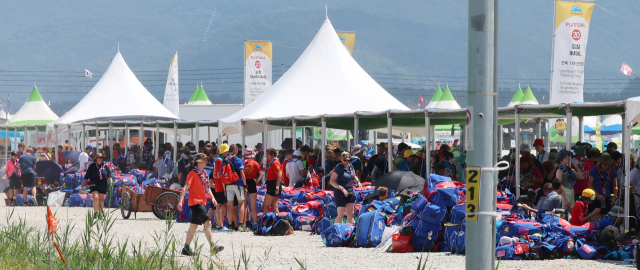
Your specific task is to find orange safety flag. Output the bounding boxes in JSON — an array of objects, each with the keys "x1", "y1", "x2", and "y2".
[{"x1": 47, "y1": 206, "x2": 58, "y2": 234}]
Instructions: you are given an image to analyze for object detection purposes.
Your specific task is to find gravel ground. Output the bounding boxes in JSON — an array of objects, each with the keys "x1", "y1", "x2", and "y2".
[{"x1": 0, "y1": 196, "x2": 635, "y2": 269}]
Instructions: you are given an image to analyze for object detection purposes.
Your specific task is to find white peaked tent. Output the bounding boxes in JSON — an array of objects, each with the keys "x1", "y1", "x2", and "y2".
[
  {"x1": 6, "y1": 86, "x2": 58, "y2": 125},
  {"x1": 54, "y1": 51, "x2": 179, "y2": 124},
  {"x1": 219, "y1": 17, "x2": 409, "y2": 135}
]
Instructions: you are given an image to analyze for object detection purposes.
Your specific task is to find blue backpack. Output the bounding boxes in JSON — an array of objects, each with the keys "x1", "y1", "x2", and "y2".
[
  {"x1": 176, "y1": 194, "x2": 191, "y2": 223},
  {"x1": 255, "y1": 213, "x2": 292, "y2": 236},
  {"x1": 321, "y1": 224, "x2": 355, "y2": 247},
  {"x1": 69, "y1": 194, "x2": 84, "y2": 207},
  {"x1": 411, "y1": 218, "x2": 442, "y2": 252},
  {"x1": 447, "y1": 203, "x2": 466, "y2": 225},
  {"x1": 427, "y1": 188, "x2": 462, "y2": 207},
  {"x1": 355, "y1": 210, "x2": 387, "y2": 248},
  {"x1": 498, "y1": 220, "x2": 544, "y2": 237},
  {"x1": 83, "y1": 196, "x2": 93, "y2": 207},
  {"x1": 358, "y1": 200, "x2": 395, "y2": 218},
  {"x1": 411, "y1": 197, "x2": 447, "y2": 225},
  {"x1": 449, "y1": 221, "x2": 466, "y2": 254},
  {"x1": 576, "y1": 239, "x2": 607, "y2": 259},
  {"x1": 311, "y1": 217, "x2": 333, "y2": 235},
  {"x1": 293, "y1": 216, "x2": 315, "y2": 231},
  {"x1": 322, "y1": 203, "x2": 338, "y2": 219},
  {"x1": 425, "y1": 174, "x2": 453, "y2": 191}
]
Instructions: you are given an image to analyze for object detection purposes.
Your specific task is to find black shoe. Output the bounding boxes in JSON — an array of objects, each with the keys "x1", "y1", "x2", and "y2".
[
  {"x1": 181, "y1": 246, "x2": 194, "y2": 256},
  {"x1": 246, "y1": 222, "x2": 254, "y2": 231},
  {"x1": 211, "y1": 244, "x2": 224, "y2": 254}
]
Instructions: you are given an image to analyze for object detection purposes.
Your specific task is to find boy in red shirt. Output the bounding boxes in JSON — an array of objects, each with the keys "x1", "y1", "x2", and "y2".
[
  {"x1": 571, "y1": 188, "x2": 601, "y2": 226},
  {"x1": 243, "y1": 148, "x2": 264, "y2": 230},
  {"x1": 212, "y1": 145, "x2": 229, "y2": 232},
  {"x1": 177, "y1": 153, "x2": 224, "y2": 256}
]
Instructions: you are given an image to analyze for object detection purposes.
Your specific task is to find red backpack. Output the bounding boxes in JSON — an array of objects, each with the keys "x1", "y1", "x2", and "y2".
[{"x1": 220, "y1": 157, "x2": 240, "y2": 185}]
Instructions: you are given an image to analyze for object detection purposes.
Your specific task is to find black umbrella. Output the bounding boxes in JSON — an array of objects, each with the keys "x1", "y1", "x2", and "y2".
[
  {"x1": 280, "y1": 138, "x2": 303, "y2": 150},
  {"x1": 62, "y1": 151, "x2": 81, "y2": 162},
  {"x1": 35, "y1": 160, "x2": 63, "y2": 185},
  {"x1": 376, "y1": 171, "x2": 425, "y2": 192}
]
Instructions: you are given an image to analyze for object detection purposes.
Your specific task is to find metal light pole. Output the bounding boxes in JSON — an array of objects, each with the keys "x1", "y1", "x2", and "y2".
[{"x1": 466, "y1": 0, "x2": 497, "y2": 269}]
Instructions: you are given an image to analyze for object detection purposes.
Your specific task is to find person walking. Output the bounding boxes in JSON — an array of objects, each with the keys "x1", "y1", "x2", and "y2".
[
  {"x1": 18, "y1": 147, "x2": 37, "y2": 205},
  {"x1": 82, "y1": 153, "x2": 112, "y2": 218},
  {"x1": 5, "y1": 151, "x2": 21, "y2": 205},
  {"x1": 263, "y1": 148, "x2": 282, "y2": 214},
  {"x1": 177, "y1": 153, "x2": 224, "y2": 256},
  {"x1": 329, "y1": 152, "x2": 362, "y2": 224}
]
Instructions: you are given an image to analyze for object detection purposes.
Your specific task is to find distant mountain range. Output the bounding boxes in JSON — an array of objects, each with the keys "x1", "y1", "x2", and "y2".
[{"x1": 1, "y1": 0, "x2": 638, "y2": 115}]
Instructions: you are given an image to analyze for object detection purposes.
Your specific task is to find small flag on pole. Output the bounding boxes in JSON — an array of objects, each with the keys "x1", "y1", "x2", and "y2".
[
  {"x1": 419, "y1": 95, "x2": 424, "y2": 105},
  {"x1": 47, "y1": 206, "x2": 58, "y2": 233},
  {"x1": 85, "y1": 69, "x2": 93, "y2": 78},
  {"x1": 621, "y1": 62, "x2": 633, "y2": 76}
]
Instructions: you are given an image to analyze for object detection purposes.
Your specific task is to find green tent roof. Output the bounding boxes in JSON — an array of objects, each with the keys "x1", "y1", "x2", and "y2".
[
  {"x1": 508, "y1": 86, "x2": 524, "y2": 106},
  {"x1": 427, "y1": 87, "x2": 443, "y2": 108},
  {"x1": 192, "y1": 85, "x2": 212, "y2": 103},
  {"x1": 433, "y1": 86, "x2": 461, "y2": 109},
  {"x1": 189, "y1": 85, "x2": 199, "y2": 103},
  {"x1": 28, "y1": 86, "x2": 44, "y2": 102},
  {"x1": 519, "y1": 86, "x2": 539, "y2": 105}
]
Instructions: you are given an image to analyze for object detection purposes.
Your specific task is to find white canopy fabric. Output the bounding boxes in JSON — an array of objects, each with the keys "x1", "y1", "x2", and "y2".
[
  {"x1": 218, "y1": 17, "x2": 409, "y2": 135},
  {"x1": 6, "y1": 86, "x2": 58, "y2": 125},
  {"x1": 627, "y1": 96, "x2": 640, "y2": 127},
  {"x1": 54, "y1": 52, "x2": 179, "y2": 124}
]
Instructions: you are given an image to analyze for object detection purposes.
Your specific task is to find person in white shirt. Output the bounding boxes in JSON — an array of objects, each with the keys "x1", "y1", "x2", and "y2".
[
  {"x1": 78, "y1": 145, "x2": 93, "y2": 171},
  {"x1": 286, "y1": 150, "x2": 305, "y2": 187},
  {"x1": 533, "y1": 139, "x2": 548, "y2": 164}
]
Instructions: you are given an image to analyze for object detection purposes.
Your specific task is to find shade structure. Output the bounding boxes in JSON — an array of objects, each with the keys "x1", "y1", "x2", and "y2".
[
  {"x1": 54, "y1": 52, "x2": 179, "y2": 124},
  {"x1": 6, "y1": 86, "x2": 58, "y2": 125},
  {"x1": 433, "y1": 86, "x2": 461, "y2": 109},
  {"x1": 218, "y1": 17, "x2": 409, "y2": 135},
  {"x1": 507, "y1": 86, "x2": 524, "y2": 107},
  {"x1": 188, "y1": 84, "x2": 212, "y2": 105},
  {"x1": 519, "y1": 86, "x2": 539, "y2": 105},
  {"x1": 426, "y1": 87, "x2": 443, "y2": 109}
]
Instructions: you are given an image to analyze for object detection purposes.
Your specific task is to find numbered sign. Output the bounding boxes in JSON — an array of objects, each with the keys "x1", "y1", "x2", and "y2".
[{"x1": 466, "y1": 166, "x2": 481, "y2": 221}]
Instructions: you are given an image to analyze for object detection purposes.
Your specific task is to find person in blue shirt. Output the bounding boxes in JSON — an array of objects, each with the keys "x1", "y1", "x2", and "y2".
[
  {"x1": 588, "y1": 152, "x2": 618, "y2": 216},
  {"x1": 397, "y1": 150, "x2": 415, "y2": 172},
  {"x1": 18, "y1": 147, "x2": 37, "y2": 205},
  {"x1": 221, "y1": 144, "x2": 246, "y2": 232},
  {"x1": 597, "y1": 206, "x2": 624, "y2": 230}
]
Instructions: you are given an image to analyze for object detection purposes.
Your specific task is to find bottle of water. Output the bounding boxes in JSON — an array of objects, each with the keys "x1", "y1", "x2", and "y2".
[{"x1": 63, "y1": 198, "x2": 69, "y2": 207}]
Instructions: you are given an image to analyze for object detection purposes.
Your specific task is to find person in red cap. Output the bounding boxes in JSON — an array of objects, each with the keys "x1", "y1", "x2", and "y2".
[
  {"x1": 520, "y1": 155, "x2": 542, "y2": 193},
  {"x1": 533, "y1": 139, "x2": 548, "y2": 164}
]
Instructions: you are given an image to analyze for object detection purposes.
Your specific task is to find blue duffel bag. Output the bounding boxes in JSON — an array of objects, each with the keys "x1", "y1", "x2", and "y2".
[
  {"x1": 321, "y1": 224, "x2": 355, "y2": 247},
  {"x1": 411, "y1": 196, "x2": 447, "y2": 225},
  {"x1": 411, "y1": 218, "x2": 442, "y2": 252},
  {"x1": 355, "y1": 210, "x2": 387, "y2": 248}
]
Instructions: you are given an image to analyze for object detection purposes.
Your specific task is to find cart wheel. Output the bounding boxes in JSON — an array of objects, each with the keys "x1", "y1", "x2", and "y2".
[
  {"x1": 152, "y1": 192, "x2": 179, "y2": 220},
  {"x1": 120, "y1": 192, "x2": 132, "y2": 219}
]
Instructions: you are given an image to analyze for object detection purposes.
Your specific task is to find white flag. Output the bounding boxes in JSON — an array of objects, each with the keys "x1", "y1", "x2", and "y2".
[
  {"x1": 163, "y1": 52, "x2": 179, "y2": 117},
  {"x1": 621, "y1": 62, "x2": 633, "y2": 76},
  {"x1": 85, "y1": 69, "x2": 93, "y2": 78}
]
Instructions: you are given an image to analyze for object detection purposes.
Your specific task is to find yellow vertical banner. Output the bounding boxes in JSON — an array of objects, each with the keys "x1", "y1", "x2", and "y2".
[
  {"x1": 336, "y1": 31, "x2": 356, "y2": 55},
  {"x1": 465, "y1": 166, "x2": 481, "y2": 221},
  {"x1": 595, "y1": 117, "x2": 602, "y2": 152},
  {"x1": 244, "y1": 40, "x2": 273, "y2": 106}
]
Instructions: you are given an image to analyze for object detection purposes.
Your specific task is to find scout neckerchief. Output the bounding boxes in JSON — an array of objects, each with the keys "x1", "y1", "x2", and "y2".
[
  {"x1": 597, "y1": 165, "x2": 612, "y2": 195},
  {"x1": 96, "y1": 162, "x2": 107, "y2": 181},
  {"x1": 193, "y1": 166, "x2": 208, "y2": 189},
  {"x1": 558, "y1": 164, "x2": 575, "y2": 188}
]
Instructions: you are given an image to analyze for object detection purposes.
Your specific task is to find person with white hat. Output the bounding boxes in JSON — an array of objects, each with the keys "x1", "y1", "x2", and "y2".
[{"x1": 286, "y1": 150, "x2": 305, "y2": 188}]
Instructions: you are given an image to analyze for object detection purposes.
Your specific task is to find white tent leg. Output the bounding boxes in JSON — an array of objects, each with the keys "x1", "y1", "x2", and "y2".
[
  {"x1": 624, "y1": 112, "x2": 631, "y2": 231},
  {"x1": 125, "y1": 122, "x2": 129, "y2": 156},
  {"x1": 515, "y1": 108, "x2": 521, "y2": 199},
  {"x1": 373, "y1": 131, "x2": 377, "y2": 154},
  {"x1": 321, "y1": 116, "x2": 327, "y2": 190},
  {"x1": 347, "y1": 129, "x2": 351, "y2": 152},
  {"x1": 5, "y1": 126, "x2": 8, "y2": 162},
  {"x1": 67, "y1": 124, "x2": 71, "y2": 153},
  {"x1": 387, "y1": 111, "x2": 393, "y2": 172},
  {"x1": 354, "y1": 114, "x2": 359, "y2": 151},
  {"x1": 263, "y1": 119, "x2": 269, "y2": 150},
  {"x1": 53, "y1": 125, "x2": 57, "y2": 163},
  {"x1": 13, "y1": 127, "x2": 17, "y2": 153},
  {"x1": 241, "y1": 120, "x2": 246, "y2": 153},
  {"x1": 195, "y1": 121, "x2": 200, "y2": 152},
  {"x1": 425, "y1": 110, "x2": 430, "y2": 176},
  {"x1": 173, "y1": 121, "x2": 178, "y2": 161},
  {"x1": 95, "y1": 122, "x2": 99, "y2": 151},
  {"x1": 292, "y1": 118, "x2": 296, "y2": 150},
  {"x1": 155, "y1": 122, "x2": 160, "y2": 160},
  {"x1": 35, "y1": 125, "x2": 39, "y2": 152},
  {"x1": 109, "y1": 122, "x2": 113, "y2": 163},
  {"x1": 566, "y1": 106, "x2": 572, "y2": 150},
  {"x1": 302, "y1": 127, "x2": 307, "y2": 147},
  {"x1": 578, "y1": 116, "x2": 584, "y2": 143}
]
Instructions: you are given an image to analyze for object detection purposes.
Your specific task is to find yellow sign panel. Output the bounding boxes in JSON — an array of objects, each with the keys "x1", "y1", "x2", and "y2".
[
  {"x1": 244, "y1": 41, "x2": 272, "y2": 61},
  {"x1": 336, "y1": 31, "x2": 356, "y2": 55},
  {"x1": 555, "y1": 1, "x2": 594, "y2": 30},
  {"x1": 465, "y1": 166, "x2": 481, "y2": 221}
]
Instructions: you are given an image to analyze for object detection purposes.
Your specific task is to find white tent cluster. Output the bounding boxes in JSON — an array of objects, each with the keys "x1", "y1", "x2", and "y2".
[
  {"x1": 6, "y1": 86, "x2": 58, "y2": 125},
  {"x1": 426, "y1": 86, "x2": 461, "y2": 109},
  {"x1": 507, "y1": 85, "x2": 539, "y2": 107}
]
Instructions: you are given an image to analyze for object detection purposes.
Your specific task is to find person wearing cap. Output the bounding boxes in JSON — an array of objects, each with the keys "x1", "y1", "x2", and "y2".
[
  {"x1": 588, "y1": 152, "x2": 619, "y2": 215},
  {"x1": 253, "y1": 143, "x2": 264, "y2": 164},
  {"x1": 177, "y1": 153, "x2": 224, "y2": 256},
  {"x1": 597, "y1": 206, "x2": 624, "y2": 236},
  {"x1": 587, "y1": 148, "x2": 601, "y2": 167},
  {"x1": 555, "y1": 150, "x2": 584, "y2": 210},
  {"x1": 393, "y1": 143, "x2": 409, "y2": 171},
  {"x1": 5, "y1": 151, "x2": 21, "y2": 205},
  {"x1": 212, "y1": 144, "x2": 229, "y2": 232},
  {"x1": 520, "y1": 143, "x2": 546, "y2": 180},
  {"x1": 350, "y1": 144, "x2": 365, "y2": 179},
  {"x1": 520, "y1": 155, "x2": 542, "y2": 192},
  {"x1": 242, "y1": 148, "x2": 263, "y2": 231},
  {"x1": 571, "y1": 189, "x2": 601, "y2": 226},
  {"x1": 397, "y1": 149, "x2": 415, "y2": 172},
  {"x1": 82, "y1": 153, "x2": 112, "y2": 217},
  {"x1": 533, "y1": 139, "x2": 548, "y2": 164},
  {"x1": 286, "y1": 150, "x2": 305, "y2": 188},
  {"x1": 606, "y1": 142, "x2": 617, "y2": 154},
  {"x1": 572, "y1": 145, "x2": 594, "y2": 202},
  {"x1": 329, "y1": 152, "x2": 362, "y2": 224}
]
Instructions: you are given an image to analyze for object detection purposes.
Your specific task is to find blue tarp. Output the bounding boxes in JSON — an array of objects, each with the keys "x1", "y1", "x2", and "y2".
[
  {"x1": 584, "y1": 124, "x2": 622, "y2": 135},
  {"x1": 0, "y1": 130, "x2": 24, "y2": 138}
]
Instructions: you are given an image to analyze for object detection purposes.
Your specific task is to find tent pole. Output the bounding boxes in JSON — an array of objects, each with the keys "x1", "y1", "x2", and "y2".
[
  {"x1": 241, "y1": 120, "x2": 246, "y2": 154},
  {"x1": 302, "y1": 127, "x2": 307, "y2": 148},
  {"x1": 292, "y1": 118, "x2": 296, "y2": 150},
  {"x1": 566, "y1": 105, "x2": 572, "y2": 150},
  {"x1": 373, "y1": 132, "x2": 377, "y2": 154},
  {"x1": 35, "y1": 125, "x2": 39, "y2": 152},
  {"x1": 13, "y1": 127, "x2": 17, "y2": 153},
  {"x1": 263, "y1": 118, "x2": 269, "y2": 150},
  {"x1": 53, "y1": 125, "x2": 57, "y2": 164},
  {"x1": 95, "y1": 122, "x2": 99, "y2": 151},
  {"x1": 281, "y1": 129, "x2": 284, "y2": 148},
  {"x1": 498, "y1": 125, "x2": 503, "y2": 158},
  {"x1": 321, "y1": 116, "x2": 327, "y2": 190},
  {"x1": 109, "y1": 122, "x2": 113, "y2": 163},
  {"x1": 67, "y1": 124, "x2": 71, "y2": 153},
  {"x1": 515, "y1": 107, "x2": 521, "y2": 199},
  {"x1": 430, "y1": 126, "x2": 436, "y2": 151},
  {"x1": 425, "y1": 110, "x2": 430, "y2": 176},
  {"x1": 173, "y1": 121, "x2": 178, "y2": 161},
  {"x1": 387, "y1": 110, "x2": 393, "y2": 173},
  {"x1": 125, "y1": 122, "x2": 129, "y2": 157},
  {"x1": 578, "y1": 117, "x2": 584, "y2": 143},
  {"x1": 5, "y1": 126, "x2": 8, "y2": 162},
  {"x1": 536, "y1": 119, "x2": 542, "y2": 141},
  {"x1": 195, "y1": 121, "x2": 200, "y2": 152},
  {"x1": 347, "y1": 129, "x2": 351, "y2": 152},
  {"x1": 208, "y1": 126, "x2": 211, "y2": 143},
  {"x1": 354, "y1": 114, "x2": 359, "y2": 150},
  {"x1": 624, "y1": 112, "x2": 631, "y2": 231},
  {"x1": 155, "y1": 122, "x2": 160, "y2": 160}
]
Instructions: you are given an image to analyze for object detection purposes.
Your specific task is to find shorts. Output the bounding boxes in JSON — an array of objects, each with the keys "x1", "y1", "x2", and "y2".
[
  {"x1": 21, "y1": 173, "x2": 35, "y2": 188},
  {"x1": 333, "y1": 188, "x2": 356, "y2": 207},
  {"x1": 89, "y1": 181, "x2": 108, "y2": 194},
  {"x1": 214, "y1": 191, "x2": 228, "y2": 205},
  {"x1": 246, "y1": 178, "x2": 258, "y2": 194},
  {"x1": 266, "y1": 180, "x2": 278, "y2": 197},
  {"x1": 226, "y1": 185, "x2": 245, "y2": 201},
  {"x1": 189, "y1": 204, "x2": 209, "y2": 225},
  {"x1": 8, "y1": 175, "x2": 22, "y2": 190}
]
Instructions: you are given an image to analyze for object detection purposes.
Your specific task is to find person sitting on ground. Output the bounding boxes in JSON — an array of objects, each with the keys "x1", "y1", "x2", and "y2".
[
  {"x1": 329, "y1": 152, "x2": 362, "y2": 224},
  {"x1": 555, "y1": 150, "x2": 584, "y2": 211},
  {"x1": 82, "y1": 153, "x2": 112, "y2": 218},
  {"x1": 571, "y1": 188, "x2": 601, "y2": 226},
  {"x1": 397, "y1": 149, "x2": 415, "y2": 172},
  {"x1": 597, "y1": 206, "x2": 625, "y2": 248},
  {"x1": 177, "y1": 153, "x2": 224, "y2": 256},
  {"x1": 588, "y1": 152, "x2": 618, "y2": 215},
  {"x1": 18, "y1": 147, "x2": 37, "y2": 205},
  {"x1": 263, "y1": 148, "x2": 283, "y2": 214},
  {"x1": 378, "y1": 187, "x2": 389, "y2": 201},
  {"x1": 521, "y1": 183, "x2": 553, "y2": 215},
  {"x1": 541, "y1": 179, "x2": 565, "y2": 212},
  {"x1": 286, "y1": 150, "x2": 305, "y2": 188}
]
